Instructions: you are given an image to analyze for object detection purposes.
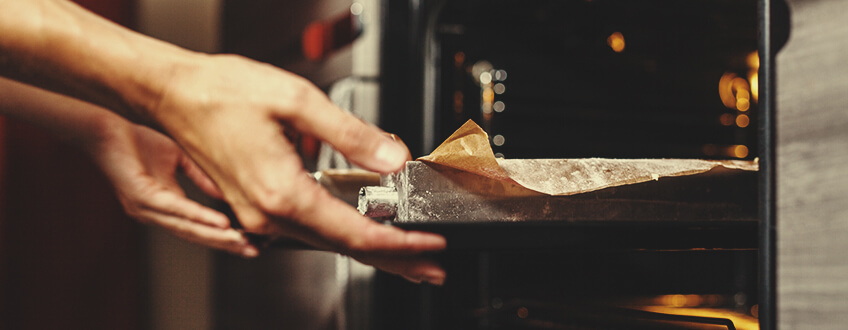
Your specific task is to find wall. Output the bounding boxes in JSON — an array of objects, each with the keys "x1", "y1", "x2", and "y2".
[{"x1": 777, "y1": 0, "x2": 848, "y2": 328}]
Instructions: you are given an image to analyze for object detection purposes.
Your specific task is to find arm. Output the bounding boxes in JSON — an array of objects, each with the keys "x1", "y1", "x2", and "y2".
[
  {"x1": 0, "y1": 77, "x2": 258, "y2": 257},
  {"x1": 0, "y1": 0, "x2": 446, "y2": 284}
]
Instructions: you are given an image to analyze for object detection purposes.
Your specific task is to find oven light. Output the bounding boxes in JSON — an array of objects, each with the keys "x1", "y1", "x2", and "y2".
[
  {"x1": 736, "y1": 91, "x2": 751, "y2": 111},
  {"x1": 607, "y1": 31, "x2": 625, "y2": 52},
  {"x1": 732, "y1": 145, "x2": 749, "y2": 158},
  {"x1": 749, "y1": 71, "x2": 759, "y2": 102},
  {"x1": 720, "y1": 113, "x2": 735, "y2": 126},
  {"x1": 482, "y1": 87, "x2": 495, "y2": 104},
  {"x1": 747, "y1": 51, "x2": 760, "y2": 70},
  {"x1": 718, "y1": 72, "x2": 752, "y2": 111},
  {"x1": 747, "y1": 51, "x2": 760, "y2": 103},
  {"x1": 736, "y1": 114, "x2": 750, "y2": 128}
]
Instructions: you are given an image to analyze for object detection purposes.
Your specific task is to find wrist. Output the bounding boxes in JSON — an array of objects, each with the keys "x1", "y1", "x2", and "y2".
[{"x1": 116, "y1": 44, "x2": 208, "y2": 128}]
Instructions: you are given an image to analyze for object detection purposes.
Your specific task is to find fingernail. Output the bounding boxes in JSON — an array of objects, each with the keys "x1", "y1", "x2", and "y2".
[
  {"x1": 373, "y1": 140, "x2": 408, "y2": 171},
  {"x1": 242, "y1": 246, "x2": 259, "y2": 258}
]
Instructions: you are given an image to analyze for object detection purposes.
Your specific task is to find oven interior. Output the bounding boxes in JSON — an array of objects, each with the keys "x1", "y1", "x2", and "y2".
[{"x1": 374, "y1": 0, "x2": 761, "y2": 329}]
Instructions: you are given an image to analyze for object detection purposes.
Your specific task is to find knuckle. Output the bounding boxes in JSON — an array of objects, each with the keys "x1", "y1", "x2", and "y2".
[
  {"x1": 277, "y1": 76, "x2": 314, "y2": 114},
  {"x1": 251, "y1": 186, "x2": 297, "y2": 217},
  {"x1": 233, "y1": 211, "x2": 273, "y2": 234}
]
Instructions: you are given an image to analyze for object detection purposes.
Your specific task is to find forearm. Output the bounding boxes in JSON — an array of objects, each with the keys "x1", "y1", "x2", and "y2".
[
  {"x1": 0, "y1": 76, "x2": 125, "y2": 152},
  {"x1": 0, "y1": 0, "x2": 200, "y2": 125}
]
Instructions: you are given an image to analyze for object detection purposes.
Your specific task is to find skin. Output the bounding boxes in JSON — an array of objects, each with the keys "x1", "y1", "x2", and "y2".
[
  {"x1": 0, "y1": 77, "x2": 259, "y2": 258},
  {"x1": 0, "y1": 0, "x2": 446, "y2": 285}
]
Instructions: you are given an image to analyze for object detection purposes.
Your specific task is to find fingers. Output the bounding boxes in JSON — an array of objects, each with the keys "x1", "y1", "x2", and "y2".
[
  {"x1": 287, "y1": 93, "x2": 409, "y2": 174},
  {"x1": 142, "y1": 210, "x2": 259, "y2": 258},
  {"x1": 273, "y1": 174, "x2": 445, "y2": 252},
  {"x1": 385, "y1": 133, "x2": 413, "y2": 162},
  {"x1": 356, "y1": 255, "x2": 446, "y2": 286},
  {"x1": 145, "y1": 189, "x2": 230, "y2": 229},
  {"x1": 257, "y1": 173, "x2": 445, "y2": 260}
]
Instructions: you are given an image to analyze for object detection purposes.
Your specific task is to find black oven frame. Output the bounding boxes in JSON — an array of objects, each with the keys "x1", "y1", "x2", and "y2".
[{"x1": 379, "y1": 0, "x2": 788, "y2": 328}]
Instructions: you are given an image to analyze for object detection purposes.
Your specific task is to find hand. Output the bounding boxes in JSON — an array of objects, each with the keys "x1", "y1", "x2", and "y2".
[
  {"x1": 150, "y1": 54, "x2": 447, "y2": 284},
  {"x1": 88, "y1": 117, "x2": 259, "y2": 258}
]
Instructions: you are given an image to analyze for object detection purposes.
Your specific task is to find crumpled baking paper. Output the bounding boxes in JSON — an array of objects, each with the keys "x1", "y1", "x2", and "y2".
[{"x1": 417, "y1": 120, "x2": 758, "y2": 196}]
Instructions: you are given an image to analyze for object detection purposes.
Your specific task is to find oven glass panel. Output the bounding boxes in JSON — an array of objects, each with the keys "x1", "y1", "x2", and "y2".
[{"x1": 434, "y1": 0, "x2": 758, "y2": 159}]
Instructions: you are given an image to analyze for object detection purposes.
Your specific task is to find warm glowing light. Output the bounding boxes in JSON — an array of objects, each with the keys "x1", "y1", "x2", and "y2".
[
  {"x1": 718, "y1": 73, "x2": 739, "y2": 108},
  {"x1": 482, "y1": 87, "x2": 495, "y2": 103},
  {"x1": 737, "y1": 98, "x2": 750, "y2": 111},
  {"x1": 733, "y1": 145, "x2": 749, "y2": 158},
  {"x1": 736, "y1": 114, "x2": 750, "y2": 128},
  {"x1": 639, "y1": 306, "x2": 761, "y2": 330},
  {"x1": 607, "y1": 32, "x2": 625, "y2": 52},
  {"x1": 732, "y1": 77, "x2": 751, "y2": 111},
  {"x1": 749, "y1": 71, "x2": 759, "y2": 102},
  {"x1": 471, "y1": 60, "x2": 493, "y2": 85},
  {"x1": 453, "y1": 91, "x2": 463, "y2": 114},
  {"x1": 704, "y1": 294, "x2": 722, "y2": 306},
  {"x1": 702, "y1": 144, "x2": 719, "y2": 156},
  {"x1": 670, "y1": 294, "x2": 687, "y2": 307},
  {"x1": 517, "y1": 307, "x2": 529, "y2": 319},
  {"x1": 718, "y1": 73, "x2": 752, "y2": 111},
  {"x1": 720, "y1": 113, "x2": 735, "y2": 126},
  {"x1": 454, "y1": 52, "x2": 465, "y2": 68},
  {"x1": 685, "y1": 295, "x2": 702, "y2": 307},
  {"x1": 747, "y1": 51, "x2": 759, "y2": 70},
  {"x1": 734, "y1": 81, "x2": 750, "y2": 111}
]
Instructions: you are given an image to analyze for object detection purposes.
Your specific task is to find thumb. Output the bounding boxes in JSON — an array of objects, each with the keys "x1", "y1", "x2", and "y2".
[{"x1": 289, "y1": 93, "x2": 409, "y2": 173}]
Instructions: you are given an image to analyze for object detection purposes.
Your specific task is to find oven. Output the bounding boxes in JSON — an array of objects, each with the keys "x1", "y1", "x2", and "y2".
[
  {"x1": 374, "y1": 1, "x2": 771, "y2": 329},
  {"x1": 214, "y1": 0, "x2": 789, "y2": 329}
]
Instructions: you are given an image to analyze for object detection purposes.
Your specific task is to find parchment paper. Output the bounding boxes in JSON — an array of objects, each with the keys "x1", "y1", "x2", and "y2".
[{"x1": 417, "y1": 120, "x2": 758, "y2": 196}]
